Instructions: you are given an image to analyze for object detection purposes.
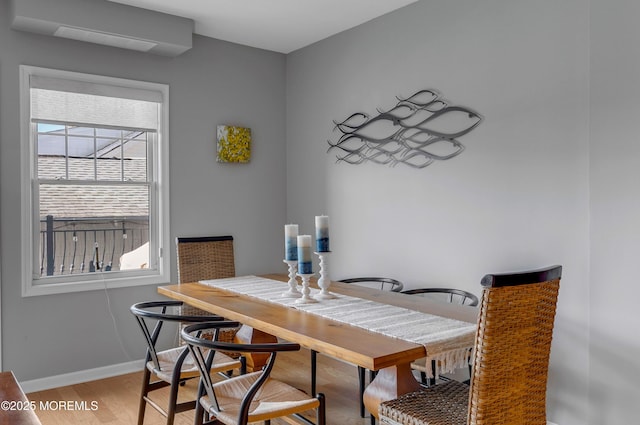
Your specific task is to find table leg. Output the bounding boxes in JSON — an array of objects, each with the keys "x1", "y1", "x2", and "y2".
[
  {"x1": 362, "y1": 362, "x2": 421, "y2": 419},
  {"x1": 234, "y1": 325, "x2": 277, "y2": 371},
  {"x1": 311, "y1": 350, "x2": 317, "y2": 396}
]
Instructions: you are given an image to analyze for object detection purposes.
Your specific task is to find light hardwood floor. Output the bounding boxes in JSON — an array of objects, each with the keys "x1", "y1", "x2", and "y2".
[{"x1": 27, "y1": 348, "x2": 372, "y2": 425}]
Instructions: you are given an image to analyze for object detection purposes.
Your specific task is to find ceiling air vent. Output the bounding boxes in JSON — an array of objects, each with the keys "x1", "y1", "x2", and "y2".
[
  {"x1": 53, "y1": 26, "x2": 158, "y2": 52},
  {"x1": 10, "y1": 0, "x2": 194, "y2": 57}
]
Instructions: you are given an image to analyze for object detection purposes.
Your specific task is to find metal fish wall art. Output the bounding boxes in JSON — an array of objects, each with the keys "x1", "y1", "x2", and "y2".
[{"x1": 328, "y1": 89, "x2": 483, "y2": 168}]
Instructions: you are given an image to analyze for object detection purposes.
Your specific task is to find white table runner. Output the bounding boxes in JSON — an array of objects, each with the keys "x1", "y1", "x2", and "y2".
[{"x1": 200, "y1": 275, "x2": 476, "y2": 377}]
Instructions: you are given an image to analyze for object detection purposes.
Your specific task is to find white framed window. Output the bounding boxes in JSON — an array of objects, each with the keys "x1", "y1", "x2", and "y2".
[{"x1": 20, "y1": 65, "x2": 171, "y2": 296}]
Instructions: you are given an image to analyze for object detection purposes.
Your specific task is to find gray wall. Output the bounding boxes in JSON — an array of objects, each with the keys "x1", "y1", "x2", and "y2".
[
  {"x1": 3, "y1": 0, "x2": 640, "y2": 424},
  {"x1": 590, "y1": 0, "x2": 640, "y2": 423},
  {"x1": 286, "y1": 0, "x2": 590, "y2": 424},
  {"x1": 0, "y1": 0, "x2": 286, "y2": 381}
]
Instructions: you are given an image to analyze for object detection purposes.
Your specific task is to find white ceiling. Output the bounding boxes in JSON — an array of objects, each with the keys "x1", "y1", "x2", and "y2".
[{"x1": 108, "y1": 0, "x2": 418, "y2": 54}]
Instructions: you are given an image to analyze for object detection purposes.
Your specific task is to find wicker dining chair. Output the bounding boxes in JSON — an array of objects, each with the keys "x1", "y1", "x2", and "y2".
[
  {"x1": 176, "y1": 236, "x2": 239, "y2": 353},
  {"x1": 176, "y1": 236, "x2": 236, "y2": 284},
  {"x1": 182, "y1": 322, "x2": 326, "y2": 425},
  {"x1": 401, "y1": 288, "x2": 479, "y2": 386},
  {"x1": 379, "y1": 265, "x2": 562, "y2": 425},
  {"x1": 131, "y1": 301, "x2": 245, "y2": 425}
]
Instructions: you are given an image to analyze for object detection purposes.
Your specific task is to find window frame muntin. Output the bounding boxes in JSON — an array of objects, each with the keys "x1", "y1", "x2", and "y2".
[
  {"x1": 36, "y1": 121, "x2": 152, "y2": 183},
  {"x1": 20, "y1": 65, "x2": 171, "y2": 297}
]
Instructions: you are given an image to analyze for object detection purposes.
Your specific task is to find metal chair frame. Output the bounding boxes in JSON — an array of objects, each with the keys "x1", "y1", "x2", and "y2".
[
  {"x1": 182, "y1": 322, "x2": 326, "y2": 425},
  {"x1": 401, "y1": 287, "x2": 479, "y2": 306},
  {"x1": 131, "y1": 300, "x2": 245, "y2": 425},
  {"x1": 401, "y1": 287, "x2": 479, "y2": 386},
  {"x1": 339, "y1": 277, "x2": 404, "y2": 292}
]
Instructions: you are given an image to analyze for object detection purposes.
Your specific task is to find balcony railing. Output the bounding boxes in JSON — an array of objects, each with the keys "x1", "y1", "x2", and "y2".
[{"x1": 39, "y1": 215, "x2": 149, "y2": 276}]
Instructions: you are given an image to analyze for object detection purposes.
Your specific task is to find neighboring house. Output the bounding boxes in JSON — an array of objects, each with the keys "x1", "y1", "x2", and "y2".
[{"x1": 37, "y1": 128, "x2": 149, "y2": 276}]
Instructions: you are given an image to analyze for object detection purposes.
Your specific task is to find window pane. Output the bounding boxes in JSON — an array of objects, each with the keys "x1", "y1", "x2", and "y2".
[
  {"x1": 37, "y1": 123, "x2": 65, "y2": 133},
  {"x1": 96, "y1": 127, "x2": 124, "y2": 138},
  {"x1": 131, "y1": 131, "x2": 147, "y2": 141},
  {"x1": 38, "y1": 183, "x2": 150, "y2": 277},
  {"x1": 37, "y1": 133, "x2": 66, "y2": 156},
  {"x1": 96, "y1": 136, "x2": 123, "y2": 181},
  {"x1": 96, "y1": 136, "x2": 122, "y2": 157},
  {"x1": 38, "y1": 215, "x2": 151, "y2": 276},
  {"x1": 67, "y1": 126, "x2": 95, "y2": 136},
  {"x1": 38, "y1": 156, "x2": 66, "y2": 180},
  {"x1": 66, "y1": 134, "x2": 96, "y2": 180},
  {"x1": 39, "y1": 183, "x2": 149, "y2": 218},
  {"x1": 67, "y1": 135, "x2": 96, "y2": 158},
  {"x1": 67, "y1": 157, "x2": 95, "y2": 180},
  {"x1": 123, "y1": 136, "x2": 148, "y2": 182},
  {"x1": 37, "y1": 133, "x2": 66, "y2": 179}
]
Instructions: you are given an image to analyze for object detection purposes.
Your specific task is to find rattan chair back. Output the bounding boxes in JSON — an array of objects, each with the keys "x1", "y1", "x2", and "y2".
[
  {"x1": 379, "y1": 265, "x2": 562, "y2": 425},
  {"x1": 468, "y1": 265, "x2": 561, "y2": 424},
  {"x1": 176, "y1": 235, "x2": 235, "y2": 314},
  {"x1": 176, "y1": 236, "x2": 238, "y2": 353},
  {"x1": 176, "y1": 236, "x2": 235, "y2": 282}
]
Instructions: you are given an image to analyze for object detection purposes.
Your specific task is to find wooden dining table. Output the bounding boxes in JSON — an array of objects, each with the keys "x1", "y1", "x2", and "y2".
[{"x1": 158, "y1": 274, "x2": 478, "y2": 418}]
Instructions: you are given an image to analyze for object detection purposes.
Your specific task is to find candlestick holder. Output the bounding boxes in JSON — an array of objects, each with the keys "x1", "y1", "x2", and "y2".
[
  {"x1": 282, "y1": 259, "x2": 302, "y2": 298},
  {"x1": 295, "y1": 273, "x2": 318, "y2": 304},
  {"x1": 314, "y1": 251, "x2": 336, "y2": 300}
]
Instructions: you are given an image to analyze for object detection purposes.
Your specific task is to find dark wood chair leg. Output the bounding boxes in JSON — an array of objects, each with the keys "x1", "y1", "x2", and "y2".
[
  {"x1": 166, "y1": 379, "x2": 179, "y2": 425},
  {"x1": 240, "y1": 356, "x2": 247, "y2": 375},
  {"x1": 137, "y1": 367, "x2": 151, "y2": 425},
  {"x1": 317, "y1": 393, "x2": 326, "y2": 425},
  {"x1": 194, "y1": 380, "x2": 206, "y2": 425}
]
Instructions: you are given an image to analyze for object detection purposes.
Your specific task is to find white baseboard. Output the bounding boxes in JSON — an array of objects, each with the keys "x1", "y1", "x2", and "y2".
[{"x1": 19, "y1": 359, "x2": 144, "y2": 394}]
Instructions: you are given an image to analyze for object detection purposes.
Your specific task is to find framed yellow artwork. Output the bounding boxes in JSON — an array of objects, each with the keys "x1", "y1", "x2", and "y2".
[{"x1": 217, "y1": 125, "x2": 251, "y2": 163}]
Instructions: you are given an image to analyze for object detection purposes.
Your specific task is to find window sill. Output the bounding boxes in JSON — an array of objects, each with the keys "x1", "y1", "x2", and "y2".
[{"x1": 22, "y1": 271, "x2": 170, "y2": 297}]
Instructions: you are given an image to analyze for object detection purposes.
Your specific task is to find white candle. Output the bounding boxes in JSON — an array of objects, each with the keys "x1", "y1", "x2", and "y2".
[
  {"x1": 315, "y1": 215, "x2": 330, "y2": 252},
  {"x1": 285, "y1": 224, "x2": 299, "y2": 261},
  {"x1": 297, "y1": 235, "x2": 313, "y2": 274}
]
